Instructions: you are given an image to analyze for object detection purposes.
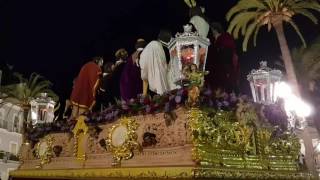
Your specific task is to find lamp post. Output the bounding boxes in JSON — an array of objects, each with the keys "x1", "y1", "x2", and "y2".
[
  {"x1": 168, "y1": 24, "x2": 210, "y2": 86},
  {"x1": 247, "y1": 61, "x2": 282, "y2": 104},
  {"x1": 29, "y1": 93, "x2": 56, "y2": 126}
]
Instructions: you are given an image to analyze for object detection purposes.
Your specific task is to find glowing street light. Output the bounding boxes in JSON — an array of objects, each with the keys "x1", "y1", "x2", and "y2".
[{"x1": 274, "y1": 81, "x2": 312, "y2": 118}]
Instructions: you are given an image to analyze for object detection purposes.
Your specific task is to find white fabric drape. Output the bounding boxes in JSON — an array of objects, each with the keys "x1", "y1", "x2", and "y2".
[
  {"x1": 167, "y1": 56, "x2": 181, "y2": 91},
  {"x1": 190, "y1": 15, "x2": 209, "y2": 38},
  {"x1": 140, "y1": 41, "x2": 169, "y2": 95}
]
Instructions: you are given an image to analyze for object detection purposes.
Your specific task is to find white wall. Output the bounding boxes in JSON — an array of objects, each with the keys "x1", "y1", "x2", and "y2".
[
  {"x1": 0, "y1": 161, "x2": 20, "y2": 180},
  {"x1": 0, "y1": 101, "x2": 23, "y2": 180},
  {"x1": 0, "y1": 102, "x2": 24, "y2": 134}
]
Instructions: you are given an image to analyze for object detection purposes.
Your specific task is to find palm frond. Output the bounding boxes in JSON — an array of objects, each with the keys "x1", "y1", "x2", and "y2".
[
  {"x1": 227, "y1": 0, "x2": 319, "y2": 52},
  {"x1": 294, "y1": 9, "x2": 319, "y2": 24},
  {"x1": 227, "y1": 12, "x2": 258, "y2": 38},
  {"x1": 293, "y1": 1, "x2": 320, "y2": 13},
  {"x1": 226, "y1": 0, "x2": 266, "y2": 21},
  {"x1": 287, "y1": 20, "x2": 307, "y2": 48},
  {"x1": 28, "y1": 73, "x2": 42, "y2": 91},
  {"x1": 253, "y1": 24, "x2": 262, "y2": 47},
  {"x1": 242, "y1": 22, "x2": 259, "y2": 52}
]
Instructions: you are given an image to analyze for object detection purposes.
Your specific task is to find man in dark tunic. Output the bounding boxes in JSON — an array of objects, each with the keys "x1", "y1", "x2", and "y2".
[{"x1": 205, "y1": 22, "x2": 240, "y2": 93}]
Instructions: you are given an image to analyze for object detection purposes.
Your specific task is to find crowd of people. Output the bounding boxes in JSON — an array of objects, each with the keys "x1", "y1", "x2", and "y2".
[{"x1": 63, "y1": 5, "x2": 240, "y2": 119}]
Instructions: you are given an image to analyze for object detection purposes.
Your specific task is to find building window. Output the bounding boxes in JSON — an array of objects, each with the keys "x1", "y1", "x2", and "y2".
[
  {"x1": 13, "y1": 115, "x2": 20, "y2": 133},
  {"x1": 10, "y1": 142, "x2": 18, "y2": 155}
]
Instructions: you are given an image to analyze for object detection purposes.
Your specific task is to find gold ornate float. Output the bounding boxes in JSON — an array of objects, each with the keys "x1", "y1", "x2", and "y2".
[{"x1": 11, "y1": 104, "x2": 313, "y2": 179}]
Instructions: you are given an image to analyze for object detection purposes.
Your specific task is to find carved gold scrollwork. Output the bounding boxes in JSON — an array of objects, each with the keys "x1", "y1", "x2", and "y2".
[
  {"x1": 188, "y1": 108, "x2": 302, "y2": 172},
  {"x1": 106, "y1": 117, "x2": 141, "y2": 166},
  {"x1": 72, "y1": 115, "x2": 89, "y2": 161},
  {"x1": 35, "y1": 135, "x2": 54, "y2": 168}
]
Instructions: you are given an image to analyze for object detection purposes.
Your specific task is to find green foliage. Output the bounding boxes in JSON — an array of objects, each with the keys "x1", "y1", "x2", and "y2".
[
  {"x1": 0, "y1": 150, "x2": 19, "y2": 161},
  {"x1": 1, "y1": 72, "x2": 59, "y2": 106},
  {"x1": 292, "y1": 36, "x2": 320, "y2": 82},
  {"x1": 226, "y1": 0, "x2": 320, "y2": 51}
]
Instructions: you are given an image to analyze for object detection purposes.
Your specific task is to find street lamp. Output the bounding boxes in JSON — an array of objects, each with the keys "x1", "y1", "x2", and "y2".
[
  {"x1": 29, "y1": 93, "x2": 56, "y2": 126},
  {"x1": 247, "y1": 61, "x2": 282, "y2": 104}
]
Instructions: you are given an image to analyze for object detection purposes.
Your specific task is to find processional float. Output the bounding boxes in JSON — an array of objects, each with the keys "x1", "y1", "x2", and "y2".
[{"x1": 10, "y1": 25, "x2": 313, "y2": 179}]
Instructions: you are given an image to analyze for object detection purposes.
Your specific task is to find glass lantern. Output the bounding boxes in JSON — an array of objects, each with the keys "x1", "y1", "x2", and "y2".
[
  {"x1": 29, "y1": 93, "x2": 56, "y2": 126},
  {"x1": 167, "y1": 24, "x2": 210, "y2": 89},
  {"x1": 247, "y1": 61, "x2": 282, "y2": 104}
]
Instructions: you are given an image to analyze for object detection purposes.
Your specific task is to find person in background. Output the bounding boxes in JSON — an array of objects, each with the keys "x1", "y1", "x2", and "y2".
[
  {"x1": 140, "y1": 29, "x2": 172, "y2": 96},
  {"x1": 120, "y1": 39, "x2": 147, "y2": 101},
  {"x1": 110, "y1": 48, "x2": 128, "y2": 100},
  {"x1": 205, "y1": 22, "x2": 240, "y2": 94},
  {"x1": 95, "y1": 62, "x2": 114, "y2": 110},
  {"x1": 70, "y1": 56, "x2": 103, "y2": 118}
]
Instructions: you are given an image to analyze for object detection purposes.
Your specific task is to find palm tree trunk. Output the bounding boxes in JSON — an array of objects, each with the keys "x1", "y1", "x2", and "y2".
[
  {"x1": 273, "y1": 21, "x2": 300, "y2": 96},
  {"x1": 274, "y1": 21, "x2": 316, "y2": 174},
  {"x1": 22, "y1": 107, "x2": 29, "y2": 144}
]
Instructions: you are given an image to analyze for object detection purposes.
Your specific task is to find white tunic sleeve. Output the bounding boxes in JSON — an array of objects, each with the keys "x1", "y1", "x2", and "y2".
[{"x1": 139, "y1": 49, "x2": 149, "y2": 81}]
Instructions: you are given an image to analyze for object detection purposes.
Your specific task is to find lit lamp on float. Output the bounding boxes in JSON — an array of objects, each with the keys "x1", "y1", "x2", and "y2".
[
  {"x1": 29, "y1": 93, "x2": 56, "y2": 126},
  {"x1": 248, "y1": 61, "x2": 312, "y2": 129},
  {"x1": 168, "y1": 24, "x2": 210, "y2": 84},
  {"x1": 247, "y1": 61, "x2": 282, "y2": 104}
]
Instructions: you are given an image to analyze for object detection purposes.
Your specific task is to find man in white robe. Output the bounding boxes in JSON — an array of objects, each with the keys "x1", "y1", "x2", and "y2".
[{"x1": 140, "y1": 30, "x2": 171, "y2": 96}]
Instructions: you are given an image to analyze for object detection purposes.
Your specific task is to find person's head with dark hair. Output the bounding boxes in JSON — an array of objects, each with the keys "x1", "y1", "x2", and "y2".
[
  {"x1": 135, "y1": 38, "x2": 147, "y2": 50},
  {"x1": 93, "y1": 56, "x2": 104, "y2": 67},
  {"x1": 115, "y1": 48, "x2": 128, "y2": 61},
  {"x1": 158, "y1": 29, "x2": 172, "y2": 46},
  {"x1": 189, "y1": 6, "x2": 204, "y2": 18},
  {"x1": 211, "y1": 22, "x2": 224, "y2": 33},
  {"x1": 210, "y1": 22, "x2": 224, "y2": 39}
]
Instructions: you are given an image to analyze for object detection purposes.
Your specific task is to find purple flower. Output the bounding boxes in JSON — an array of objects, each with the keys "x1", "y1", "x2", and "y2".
[
  {"x1": 175, "y1": 96, "x2": 182, "y2": 104},
  {"x1": 145, "y1": 105, "x2": 151, "y2": 113},
  {"x1": 139, "y1": 96, "x2": 145, "y2": 104},
  {"x1": 177, "y1": 89, "x2": 184, "y2": 96},
  {"x1": 203, "y1": 88, "x2": 212, "y2": 96},
  {"x1": 122, "y1": 104, "x2": 129, "y2": 110},
  {"x1": 230, "y1": 93, "x2": 237, "y2": 103},
  {"x1": 129, "y1": 98, "x2": 136, "y2": 104},
  {"x1": 223, "y1": 93, "x2": 229, "y2": 100},
  {"x1": 216, "y1": 101, "x2": 222, "y2": 108},
  {"x1": 222, "y1": 101, "x2": 230, "y2": 107}
]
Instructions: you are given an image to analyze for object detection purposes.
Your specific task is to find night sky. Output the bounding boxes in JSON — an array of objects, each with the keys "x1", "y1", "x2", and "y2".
[{"x1": 1, "y1": 0, "x2": 320, "y2": 104}]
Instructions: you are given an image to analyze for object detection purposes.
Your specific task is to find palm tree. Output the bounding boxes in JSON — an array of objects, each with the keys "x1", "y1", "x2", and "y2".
[
  {"x1": 0, "y1": 72, "x2": 59, "y2": 142},
  {"x1": 226, "y1": 0, "x2": 320, "y2": 95}
]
